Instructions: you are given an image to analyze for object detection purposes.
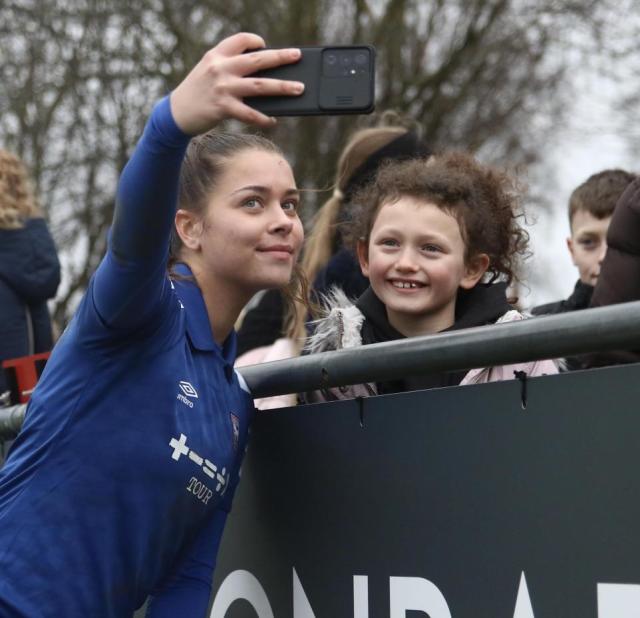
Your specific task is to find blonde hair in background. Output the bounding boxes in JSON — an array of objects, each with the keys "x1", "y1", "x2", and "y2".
[
  {"x1": 0, "y1": 150, "x2": 42, "y2": 229},
  {"x1": 301, "y1": 126, "x2": 408, "y2": 286},
  {"x1": 283, "y1": 125, "x2": 409, "y2": 343}
]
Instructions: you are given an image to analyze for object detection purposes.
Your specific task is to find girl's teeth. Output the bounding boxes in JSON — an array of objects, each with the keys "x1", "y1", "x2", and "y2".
[{"x1": 393, "y1": 281, "x2": 418, "y2": 288}]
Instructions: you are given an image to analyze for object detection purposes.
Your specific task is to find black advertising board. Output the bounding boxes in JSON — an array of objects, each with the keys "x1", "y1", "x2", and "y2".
[{"x1": 210, "y1": 364, "x2": 640, "y2": 617}]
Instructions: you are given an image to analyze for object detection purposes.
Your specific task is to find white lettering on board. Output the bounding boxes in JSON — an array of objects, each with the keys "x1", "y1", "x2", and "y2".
[
  {"x1": 513, "y1": 572, "x2": 536, "y2": 618},
  {"x1": 293, "y1": 568, "x2": 316, "y2": 617},
  {"x1": 598, "y1": 583, "x2": 640, "y2": 617},
  {"x1": 389, "y1": 576, "x2": 452, "y2": 618},
  {"x1": 210, "y1": 569, "x2": 274, "y2": 618},
  {"x1": 210, "y1": 568, "x2": 640, "y2": 617}
]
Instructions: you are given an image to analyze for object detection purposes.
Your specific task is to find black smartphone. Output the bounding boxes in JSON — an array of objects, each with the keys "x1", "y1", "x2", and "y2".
[{"x1": 245, "y1": 45, "x2": 375, "y2": 116}]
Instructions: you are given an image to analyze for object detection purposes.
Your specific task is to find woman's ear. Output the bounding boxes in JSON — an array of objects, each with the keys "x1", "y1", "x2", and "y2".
[
  {"x1": 356, "y1": 239, "x2": 370, "y2": 277},
  {"x1": 174, "y1": 209, "x2": 203, "y2": 251},
  {"x1": 460, "y1": 253, "x2": 490, "y2": 289}
]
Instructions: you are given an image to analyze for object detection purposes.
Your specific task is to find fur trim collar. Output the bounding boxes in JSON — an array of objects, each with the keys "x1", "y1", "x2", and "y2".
[{"x1": 305, "y1": 287, "x2": 365, "y2": 354}]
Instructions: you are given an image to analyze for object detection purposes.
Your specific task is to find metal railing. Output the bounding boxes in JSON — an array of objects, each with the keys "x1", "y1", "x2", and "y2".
[
  {"x1": 0, "y1": 404, "x2": 26, "y2": 441},
  {"x1": 239, "y1": 301, "x2": 640, "y2": 397},
  {"x1": 2, "y1": 301, "x2": 640, "y2": 440}
]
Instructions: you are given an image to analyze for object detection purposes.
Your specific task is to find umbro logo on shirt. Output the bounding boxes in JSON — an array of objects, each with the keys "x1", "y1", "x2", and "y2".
[
  {"x1": 177, "y1": 381, "x2": 198, "y2": 408},
  {"x1": 179, "y1": 381, "x2": 198, "y2": 398}
]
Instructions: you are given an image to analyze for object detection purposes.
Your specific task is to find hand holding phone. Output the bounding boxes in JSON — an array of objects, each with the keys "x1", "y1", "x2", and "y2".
[
  {"x1": 170, "y1": 33, "x2": 305, "y2": 133},
  {"x1": 245, "y1": 45, "x2": 376, "y2": 116}
]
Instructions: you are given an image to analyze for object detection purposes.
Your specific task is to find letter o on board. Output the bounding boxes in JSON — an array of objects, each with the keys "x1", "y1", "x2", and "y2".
[{"x1": 210, "y1": 569, "x2": 274, "y2": 618}]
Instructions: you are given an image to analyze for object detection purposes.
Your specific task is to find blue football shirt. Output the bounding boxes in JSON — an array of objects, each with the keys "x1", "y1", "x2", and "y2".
[{"x1": 0, "y1": 97, "x2": 255, "y2": 617}]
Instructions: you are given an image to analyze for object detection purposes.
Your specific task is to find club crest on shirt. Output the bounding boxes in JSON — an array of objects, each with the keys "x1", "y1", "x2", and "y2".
[{"x1": 230, "y1": 413, "x2": 240, "y2": 452}]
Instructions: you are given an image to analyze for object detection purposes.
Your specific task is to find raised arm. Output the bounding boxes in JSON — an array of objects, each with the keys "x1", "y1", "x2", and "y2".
[{"x1": 92, "y1": 33, "x2": 303, "y2": 331}]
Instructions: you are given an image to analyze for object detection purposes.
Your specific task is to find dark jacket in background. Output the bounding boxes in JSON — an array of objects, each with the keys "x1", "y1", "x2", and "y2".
[
  {"x1": 531, "y1": 280, "x2": 593, "y2": 316},
  {"x1": 236, "y1": 288, "x2": 285, "y2": 357},
  {"x1": 582, "y1": 178, "x2": 640, "y2": 367},
  {"x1": 0, "y1": 217, "x2": 60, "y2": 393},
  {"x1": 313, "y1": 248, "x2": 369, "y2": 302}
]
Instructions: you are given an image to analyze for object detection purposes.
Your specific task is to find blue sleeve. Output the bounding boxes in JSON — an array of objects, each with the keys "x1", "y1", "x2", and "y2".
[
  {"x1": 145, "y1": 509, "x2": 228, "y2": 618},
  {"x1": 92, "y1": 96, "x2": 191, "y2": 331}
]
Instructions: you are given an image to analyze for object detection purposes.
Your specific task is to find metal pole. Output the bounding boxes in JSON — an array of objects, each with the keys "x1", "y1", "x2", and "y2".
[
  {"x1": 0, "y1": 404, "x2": 26, "y2": 441},
  {"x1": 2, "y1": 301, "x2": 640, "y2": 441},
  {"x1": 238, "y1": 301, "x2": 640, "y2": 398}
]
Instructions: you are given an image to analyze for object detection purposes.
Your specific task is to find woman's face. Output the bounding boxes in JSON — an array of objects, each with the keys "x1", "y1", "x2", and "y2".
[{"x1": 190, "y1": 148, "x2": 304, "y2": 297}]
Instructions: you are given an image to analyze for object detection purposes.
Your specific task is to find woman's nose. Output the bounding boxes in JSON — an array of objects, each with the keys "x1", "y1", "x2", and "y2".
[{"x1": 268, "y1": 206, "x2": 294, "y2": 235}]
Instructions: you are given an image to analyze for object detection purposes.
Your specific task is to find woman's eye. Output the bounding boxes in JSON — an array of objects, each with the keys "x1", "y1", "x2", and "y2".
[
  {"x1": 422, "y1": 244, "x2": 441, "y2": 253},
  {"x1": 380, "y1": 239, "x2": 398, "y2": 247},
  {"x1": 282, "y1": 200, "x2": 298, "y2": 212},
  {"x1": 243, "y1": 198, "x2": 262, "y2": 209}
]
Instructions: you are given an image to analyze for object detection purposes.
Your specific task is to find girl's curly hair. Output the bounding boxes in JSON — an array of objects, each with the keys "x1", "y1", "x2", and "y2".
[{"x1": 348, "y1": 151, "x2": 529, "y2": 285}]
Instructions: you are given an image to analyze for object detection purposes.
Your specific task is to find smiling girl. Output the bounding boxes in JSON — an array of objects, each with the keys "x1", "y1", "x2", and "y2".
[
  {"x1": 0, "y1": 33, "x2": 304, "y2": 617},
  {"x1": 305, "y1": 152, "x2": 558, "y2": 400}
]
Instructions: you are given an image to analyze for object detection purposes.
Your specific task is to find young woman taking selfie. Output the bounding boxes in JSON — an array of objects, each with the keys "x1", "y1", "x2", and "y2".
[{"x1": 0, "y1": 33, "x2": 305, "y2": 617}]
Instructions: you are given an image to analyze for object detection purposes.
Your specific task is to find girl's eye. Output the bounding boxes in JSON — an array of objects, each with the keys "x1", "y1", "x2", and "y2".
[
  {"x1": 380, "y1": 239, "x2": 398, "y2": 247},
  {"x1": 422, "y1": 244, "x2": 441, "y2": 253},
  {"x1": 282, "y1": 200, "x2": 298, "y2": 212}
]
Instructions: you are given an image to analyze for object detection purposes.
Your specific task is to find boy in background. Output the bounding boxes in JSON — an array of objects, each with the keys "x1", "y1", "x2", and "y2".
[{"x1": 532, "y1": 169, "x2": 636, "y2": 315}]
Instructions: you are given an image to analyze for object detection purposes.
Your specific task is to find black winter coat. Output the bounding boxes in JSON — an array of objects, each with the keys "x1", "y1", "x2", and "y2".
[
  {"x1": 531, "y1": 280, "x2": 593, "y2": 316},
  {"x1": 582, "y1": 178, "x2": 640, "y2": 367},
  {"x1": 0, "y1": 218, "x2": 60, "y2": 393}
]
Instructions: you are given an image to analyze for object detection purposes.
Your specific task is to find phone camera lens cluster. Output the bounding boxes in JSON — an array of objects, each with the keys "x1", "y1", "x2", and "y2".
[{"x1": 323, "y1": 48, "x2": 369, "y2": 78}]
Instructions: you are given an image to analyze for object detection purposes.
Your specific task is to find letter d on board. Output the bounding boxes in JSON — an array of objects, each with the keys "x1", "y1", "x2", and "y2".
[
  {"x1": 210, "y1": 570, "x2": 274, "y2": 618},
  {"x1": 389, "y1": 576, "x2": 451, "y2": 618}
]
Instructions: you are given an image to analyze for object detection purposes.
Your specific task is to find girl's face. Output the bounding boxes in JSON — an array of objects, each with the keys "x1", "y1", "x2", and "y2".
[
  {"x1": 180, "y1": 148, "x2": 304, "y2": 299},
  {"x1": 358, "y1": 196, "x2": 488, "y2": 336}
]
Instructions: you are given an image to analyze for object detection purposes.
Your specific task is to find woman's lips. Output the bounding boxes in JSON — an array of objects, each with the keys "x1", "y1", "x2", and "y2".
[{"x1": 257, "y1": 245, "x2": 294, "y2": 260}]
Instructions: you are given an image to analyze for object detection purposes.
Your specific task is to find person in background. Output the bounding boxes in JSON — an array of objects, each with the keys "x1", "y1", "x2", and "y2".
[
  {"x1": 0, "y1": 33, "x2": 304, "y2": 617},
  {"x1": 304, "y1": 152, "x2": 557, "y2": 402},
  {"x1": 532, "y1": 169, "x2": 635, "y2": 316},
  {"x1": 0, "y1": 149, "x2": 60, "y2": 402}
]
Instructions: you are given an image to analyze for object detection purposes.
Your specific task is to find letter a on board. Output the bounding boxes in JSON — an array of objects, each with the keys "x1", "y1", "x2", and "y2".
[{"x1": 513, "y1": 571, "x2": 535, "y2": 618}]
